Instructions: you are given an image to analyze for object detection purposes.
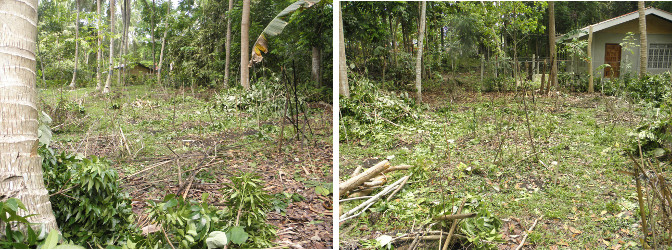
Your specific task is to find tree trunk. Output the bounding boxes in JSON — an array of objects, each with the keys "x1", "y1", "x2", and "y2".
[
  {"x1": 311, "y1": 46, "x2": 321, "y2": 86},
  {"x1": 339, "y1": 2, "x2": 350, "y2": 98},
  {"x1": 151, "y1": 0, "x2": 156, "y2": 71},
  {"x1": 96, "y1": 0, "x2": 102, "y2": 90},
  {"x1": 548, "y1": 1, "x2": 557, "y2": 94},
  {"x1": 638, "y1": 1, "x2": 647, "y2": 78},
  {"x1": 588, "y1": 25, "x2": 594, "y2": 93},
  {"x1": 103, "y1": 0, "x2": 115, "y2": 93},
  {"x1": 69, "y1": 0, "x2": 80, "y2": 89},
  {"x1": 157, "y1": 3, "x2": 169, "y2": 87},
  {"x1": 117, "y1": 0, "x2": 129, "y2": 87},
  {"x1": 415, "y1": 1, "x2": 426, "y2": 103},
  {"x1": 223, "y1": 0, "x2": 233, "y2": 87},
  {"x1": 0, "y1": 0, "x2": 59, "y2": 232},
  {"x1": 240, "y1": 0, "x2": 251, "y2": 90}
]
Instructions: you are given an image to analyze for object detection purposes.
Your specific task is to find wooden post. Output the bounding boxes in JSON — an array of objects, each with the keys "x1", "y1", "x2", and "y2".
[
  {"x1": 588, "y1": 25, "x2": 594, "y2": 93},
  {"x1": 480, "y1": 54, "x2": 484, "y2": 83},
  {"x1": 532, "y1": 54, "x2": 536, "y2": 76}
]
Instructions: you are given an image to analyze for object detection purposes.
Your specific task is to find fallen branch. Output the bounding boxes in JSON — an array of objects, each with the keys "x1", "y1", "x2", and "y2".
[
  {"x1": 386, "y1": 175, "x2": 410, "y2": 202},
  {"x1": 514, "y1": 216, "x2": 542, "y2": 250},
  {"x1": 383, "y1": 164, "x2": 412, "y2": 174},
  {"x1": 340, "y1": 175, "x2": 409, "y2": 222},
  {"x1": 339, "y1": 160, "x2": 390, "y2": 196},
  {"x1": 432, "y1": 213, "x2": 477, "y2": 221},
  {"x1": 352, "y1": 166, "x2": 363, "y2": 176},
  {"x1": 339, "y1": 196, "x2": 374, "y2": 203}
]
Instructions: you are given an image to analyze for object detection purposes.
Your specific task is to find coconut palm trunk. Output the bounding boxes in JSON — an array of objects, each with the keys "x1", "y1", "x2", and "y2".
[
  {"x1": 96, "y1": 0, "x2": 103, "y2": 90},
  {"x1": 338, "y1": 1, "x2": 349, "y2": 98},
  {"x1": 415, "y1": 1, "x2": 426, "y2": 103},
  {"x1": 0, "y1": 0, "x2": 59, "y2": 232},
  {"x1": 224, "y1": 0, "x2": 233, "y2": 87},
  {"x1": 103, "y1": 0, "x2": 116, "y2": 93},
  {"x1": 69, "y1": 0, "x2": 80, "y2": 89},
  {"x1": 240, "y1": 0, "x2": 251, "y2": 90}
]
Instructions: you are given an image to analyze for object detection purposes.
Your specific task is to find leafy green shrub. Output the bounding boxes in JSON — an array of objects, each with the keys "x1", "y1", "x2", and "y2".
[
  {"x1": 625, "y1": 72, "x2": 672, "y2": 106},
  {"x1": 340, "y1": 76, "x2": 420, "y2": 141},
  {"x1": 481, "y1": 76, "x2": 515, "y2": 92},
  {"x1": 431, "y1": 195, "x2": 504, "y2": 248},
  {"x1": 221, "y1": 172, "x2": 276, "y2": 248},
  {"x1": 628, "y1": 116, "x2": 672, "y2": 159},
  {"x1": 40, "y1": 147, "x2": 137, "y2": 247},
  {"x1": 142, "y1": 194, "x2": 233, "y2": 249},
  {"x1": 0, "y1": 198, "x2": 82, "y2": 249}
]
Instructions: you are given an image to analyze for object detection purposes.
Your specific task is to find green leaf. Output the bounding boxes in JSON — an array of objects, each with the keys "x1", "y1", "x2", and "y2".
[
  {"x1": 40, "y1": 229, "x2": 59, "y2": 249},
  {"x1": 54, "y1": 244, "x2": 85, "y2": 249},
  {"x1": 228, "y1": 226, "x2": 248, "y2": 245},
  {"x1": 250, "y1": 0, "x2": 319, "y2": 64},
  {"x1": 206, "y1": 231, "x2": 228, "y2": 249},
  {"x1": 5, "y1": 198, "x2": 19, "y2": 212}
]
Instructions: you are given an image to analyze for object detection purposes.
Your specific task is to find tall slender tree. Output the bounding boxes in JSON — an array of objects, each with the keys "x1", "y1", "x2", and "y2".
[
  {"x1": 0, "y1": 0, "x2": 59, "y2": 232},
  {"x1": 339, "y1": 2, "x2": 349, "y2": 98},
  {"x1": 415, "y1": 1, "x2": 426, "y2": 103},
  {"x1": 96, "y1": 0, "x2": 103, "y2": 90},
  {"x1": 69, "y1": 0, "x2": 81, "y2": 89},
  {"x1": 224, "y1": 0, "x2": 233, "y2": 87},
  {"x1": 157, "y1": 0, "x2": 169, "y2": 86},
  {"x1": 240, "y1": 0, "x2": 251, "y2": 90},
  {"x1": 103, "y1": 0, "x2": 116, "y2": 93},
  {"x1": 638, "y1": 1, "x2": 647, "y2": 77},
  {"x1": 548, "y1": 1, "x2": 557, "y2": 94}
]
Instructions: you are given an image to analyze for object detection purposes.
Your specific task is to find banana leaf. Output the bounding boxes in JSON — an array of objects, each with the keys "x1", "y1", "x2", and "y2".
[{"x1": 250, "y1": 0, "x2": 318, "y2": 65}]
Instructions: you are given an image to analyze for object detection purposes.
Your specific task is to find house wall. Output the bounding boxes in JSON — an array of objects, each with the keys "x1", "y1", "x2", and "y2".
[
  {"x1": 587, "y1": 15, "x2": 672, "y2": 77},
  {"x1": 591, "y1": 33, "x2": 672, "y2": 77}
]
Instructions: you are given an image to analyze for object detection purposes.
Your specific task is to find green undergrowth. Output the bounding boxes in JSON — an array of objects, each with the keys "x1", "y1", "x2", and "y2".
[{"x1": 340, "y1": 77, "x2": 669, "y2": 248}]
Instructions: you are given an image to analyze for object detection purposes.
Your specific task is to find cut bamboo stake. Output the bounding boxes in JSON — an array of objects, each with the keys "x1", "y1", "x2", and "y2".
[
  {"x1": 515, "y1": 216, "x2": 541, "y2": 250},
  {"x1": 340, "y1": 175, "x2": 409, "y2": 222},
  {"x1": 386, "y1": 174, "x2": 410, "y2": 202},
  {"x1": 442, "y1": 198, "x2": 466, "y2": 250},
  {"x1": 433, "y1": 213, "x2": 477, "y2": 221},
  {"x1": 339, "y1": 160, "x2": 390, "y2": 196}
]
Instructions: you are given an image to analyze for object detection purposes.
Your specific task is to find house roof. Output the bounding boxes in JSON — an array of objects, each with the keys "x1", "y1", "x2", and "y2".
[{"x1": 558, "y1": 7, "x2": 672, "y2": 41}]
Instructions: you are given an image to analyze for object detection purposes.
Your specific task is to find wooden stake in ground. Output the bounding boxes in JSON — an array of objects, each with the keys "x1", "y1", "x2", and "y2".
[
  {"x1": 339, "y1": 160, "x2": 390, "y2": 195},
  {"x1": 442, "y1": 198, "x2": 466, "y2": 250}
]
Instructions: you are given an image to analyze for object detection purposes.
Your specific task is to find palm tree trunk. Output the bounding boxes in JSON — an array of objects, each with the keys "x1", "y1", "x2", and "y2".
[
  {"x1": 338, "y1": 2, "x2": 349, "y2": 98},
  {"x1": 548, "y1": 1, "x2": 557, "y2": 95},
  {"x1": 157, "y1": 1, "x2": 169, "y2": 87},
  {"x1": 0, "y1": 0, "x2": 59, "y2": 233},
  {"x1": 224, "y1": 0, "x2": 233, "y2": 87},
  {"x1": 103, "y1": 0, "x2": 116, "y2": 93},
  {"x1": 240, "y1": 0, "x2": 251, "y2": 90},
  {"x1": 638, "y1": 1, "x2": 647, "y2": 77},
  {"x1": 415, "y1": 1, "x2": 426, "y2": 103},
  {"x1": 69, "y1": 0, "x2": 80, "y2": 89},
  {"x1": 96, "y1": 0, "x2": 103, "y2": 90}
]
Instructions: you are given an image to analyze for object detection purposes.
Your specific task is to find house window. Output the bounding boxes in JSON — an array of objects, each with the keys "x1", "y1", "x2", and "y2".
[{"x1": 648, "y1": 44, "x2": 672, "y2": 69}]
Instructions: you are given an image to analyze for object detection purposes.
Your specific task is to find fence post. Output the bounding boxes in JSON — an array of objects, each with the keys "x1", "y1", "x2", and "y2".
[
  {"x1": 532, "y1": 54, "x2": 536, "y2": 76},
  {"x1": 480, "y1": 54, "x2": 484, "y2": 83}
]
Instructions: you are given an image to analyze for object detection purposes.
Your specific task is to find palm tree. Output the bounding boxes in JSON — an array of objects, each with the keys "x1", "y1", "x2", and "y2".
[
  {"x1": 240, "y1": 0, "x2": 251, "y2": 90},
  {"x1": 638, "y1": 1, "x2": 647, "y2": 77},
  {"x1": 96, "y1": 0, "x2": 103, "y2": 90},
  {"x1": 547, "y1": 1, "x2": 557, "y2": 95},
  {"x1": 339, "y1": 2, "x2": 349, "y2": 98},
  {"x1": 415, "y1": 1, "x2": 426, "y2": 103},
  {"x1": 0, "y1": 0, "x2": 59, "y2": 232},
  {"x1": 224, "y1": 0, "x2": 234, "y2": 87},
  {"x1": 69, "y1": 0, "x2": 81, "y2": 89},
  {"x1": 103, "y1": 0, "x2": 116, "y2": 93}
]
